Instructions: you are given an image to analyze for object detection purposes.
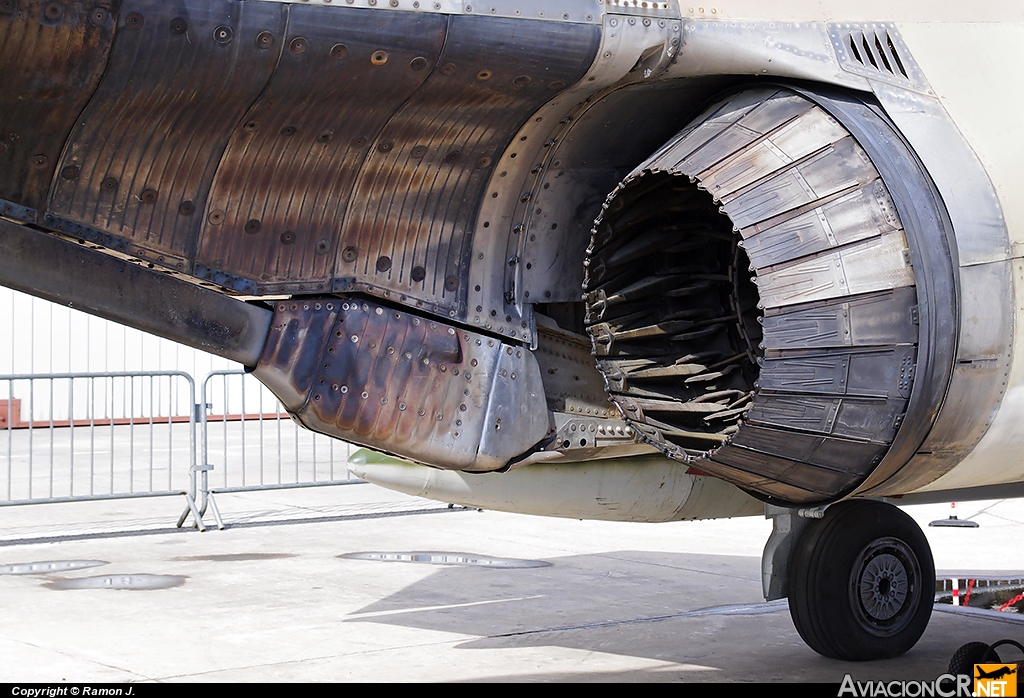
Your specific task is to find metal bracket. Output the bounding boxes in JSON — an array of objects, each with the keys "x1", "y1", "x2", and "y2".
[{"x1": 761, "y1": 504, "x2": 815, "y2": 601}]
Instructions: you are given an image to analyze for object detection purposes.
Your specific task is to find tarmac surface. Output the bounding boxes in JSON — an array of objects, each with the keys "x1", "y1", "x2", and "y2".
[{"x1": 0, "y1": 482, "x2": 1021, "y2": 683}]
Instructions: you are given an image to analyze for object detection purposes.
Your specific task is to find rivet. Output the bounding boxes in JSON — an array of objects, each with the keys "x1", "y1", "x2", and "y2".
[
  {"x1": 314, "y1": 239, "x2": 330, "y2": 255},
  {"x1": 125, "y1": 11, "x2": 144, "y2": 29},
  {"x1": 244, "y1": 219, "x2": 261, "y2": 234},
  {"x1": 178, "y1": 200, "x2": 195, "y2": 216},
  {"x1": 29, "y1": 154, "x2": 48, "y2": 169},
  {"x1": 280, "y1": 125, "x2": 297, "y2": 137},
  {"x1": 140, "y1": 188, "x2": 158, "y2": 204},
  {"x1": 280, "y1": 231, "x2": 296, "y2": 245},
  {"x1": 342, "y1": 246, "x2": 357, "y2": 262},
  {"x1": 60, "y1": 165, "x2": 80, "y2": 180},
  {"x1": 341, "y1": 385, "x2": 348, "y2": 393},
  {"x1": 361, "y1": 391, "x2": 369, "y2": 399},
  {"x1": 289, "y1": 37, "x2": 307, "y2": 53},
  {"x1": 100, "y1": 176, "x2": 118, "y2": 191},
  {"x1": 331, "y1": 43, "x2": 348, "y2": 59},
  {"x1": 376, "y1": 256, "x2": 392, "y2": 272},
  {"x1": 213, "y1": 25, "x2": 233, "y2": 43},
  {"x1": 476, "y1": 156, "x2": 491, "y2": 168},
  {"x1": 476, "y1": 70, "x2": 492, "y2": 81},
  {"x1": 411, "y1": 266, "x2": 426, "y2": 282},
  {"x1": 256, "y1": 31, "x2": 275, "y2": 49},
  {"x1": 89, "y1": 7, "x2": 108, "y2": 25},
  {"x1": 208, "y1": 210, "x2": 225, "y2": 225},
  {"x1": 513, "y1": 75, "x2": 530, "y2": 87},
  {"x1": 371, "y1": 50, "x2": 389, "y2": 65},
  {"x1": 170, "y1": 17, "x2": 187, "y2": 34},
  {"x1": 445, "y1": 275, "x2": 459, "y2": 291},
  {"x1": 442, "y1": 63, "x2": 457, "y2": 75},
  {"x1": 377, "y1": 141, "x2": 393, "y2": 153}
]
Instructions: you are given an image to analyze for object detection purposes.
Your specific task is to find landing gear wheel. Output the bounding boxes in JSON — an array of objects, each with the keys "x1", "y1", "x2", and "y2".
[{"x1": 788, "y1": 500, "x2": 935, "y2": 660}]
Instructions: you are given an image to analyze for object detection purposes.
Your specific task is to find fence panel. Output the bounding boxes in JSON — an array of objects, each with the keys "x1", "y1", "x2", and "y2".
[
  {"x1": 200, "y1": 370, "x2": 360, "y2": 491},
  {"x1": 0, "y1": 372, "x2": 196, "y2": 504}
]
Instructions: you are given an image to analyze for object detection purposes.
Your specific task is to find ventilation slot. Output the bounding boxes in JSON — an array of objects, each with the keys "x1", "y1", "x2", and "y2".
[{"x1": 847, "y1": 30, "x2": 909, "y2": 80}]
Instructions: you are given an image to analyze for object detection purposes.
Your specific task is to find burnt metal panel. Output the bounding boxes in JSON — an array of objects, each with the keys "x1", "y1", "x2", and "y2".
[
  {"x1": 47, "y1": 0, "x2": 286, "y2": 272},
  {"x1": 746, "y1": 394, "x2": 904, "y2": 443},
  {"x1": 0, "y1": 0, "x2": 116, "y2": 216},
  {"x1": 253, "y1": 297, "x2": 548, "y2": 471},
  {"x1": 195, "y1": 7, "x2": 448, "y2": 294},
  {"x1": 730, "y1": 424, "x2": 886, "y2": 474},
  {"x1": 695, "y1": 458, "x2": 817, "y2": 503},
  {"x1": 0, "y1": 218, "x2": 271, "y2": 365},
  {"x1": 336, "y1": 15, "x2": 600, "y2": 317},
  {"x1": 758, "y1": 346, "x2": 915, "y2": 399},
  {"x1": 711, "y1": 444, "x2": 860, "y2": 496},
  {"x1": 760, "y1": 287, "x2": 918, "y2": 351}
]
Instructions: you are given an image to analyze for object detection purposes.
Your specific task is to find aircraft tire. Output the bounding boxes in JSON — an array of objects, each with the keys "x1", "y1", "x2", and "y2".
[{"x1": 788, "y1": 499, "x2": 934, "y2": 660}]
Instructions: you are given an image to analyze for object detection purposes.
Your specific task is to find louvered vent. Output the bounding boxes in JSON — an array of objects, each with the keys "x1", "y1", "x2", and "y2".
[{"x1": 846, "y1": 29, "x2": 909, "y2": 80}]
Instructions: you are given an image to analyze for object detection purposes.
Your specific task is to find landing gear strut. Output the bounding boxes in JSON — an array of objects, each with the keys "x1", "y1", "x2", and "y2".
[{"x1": 787, "y1": 500, "x2": 935, "y2": 660}]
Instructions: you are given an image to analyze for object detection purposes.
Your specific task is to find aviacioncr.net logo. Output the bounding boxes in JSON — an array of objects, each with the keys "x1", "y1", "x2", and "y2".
[{"x1": 839, "y1": 674, "x2": 973, "y2": 697}]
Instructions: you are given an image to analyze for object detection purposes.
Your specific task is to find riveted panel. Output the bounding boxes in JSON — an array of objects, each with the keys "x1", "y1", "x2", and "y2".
[
  {"x1": 195, "y1": 7, "x2": 448, "y2": 294},
  {"x1": 0, "y1": 0, "x2": 116, "y2": 216},
  {"x1": 761, "y1": 287, "x2": 918, "y2": 351},
  {"x1": 48, "y1": 0, "x2": 286, "y2": 271},
  {"x1": 253, "y1": 297, "x2": 548, "y2": 471},
  {"x1": 335, "y1": 14, "x2": 600, "y2": 316}
]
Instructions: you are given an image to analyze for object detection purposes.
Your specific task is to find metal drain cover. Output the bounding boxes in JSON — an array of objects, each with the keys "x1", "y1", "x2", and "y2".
[
  {"x1": 0, "y1": 560, "x2": 108, "y2": 575},
  {"x1": 47, "y1": 574, "x2": 185, "y2": 590},
  {"x1": 341, "y1": 551, "x2": 550, "y2": 568}
]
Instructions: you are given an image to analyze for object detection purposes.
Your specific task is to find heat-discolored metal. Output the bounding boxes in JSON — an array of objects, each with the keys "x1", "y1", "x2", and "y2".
[
  {"x1": 0, "y1": 0, "x2": 116, "y2": 217},
  {"x1": 254, "y1": 298, "x2": 548, "y2": 471},
  {"x1": 196, "y1": 7, "x2": 448, "y2": 294},
  {"x1": 336, "y1": 15, "x2": 599, "y2": 316},
  {"x1": 47, "y1": 0, "x2": 286, "y2": 273}
]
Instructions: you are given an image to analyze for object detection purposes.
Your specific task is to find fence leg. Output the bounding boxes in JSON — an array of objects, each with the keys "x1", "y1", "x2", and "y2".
[
  {"x1": 176, "y1": 462, "x2": 212, "y2": 532},
  {"x1": 206, "y1": 491, "x2": 225, "y2": 530},
  {"x1": 197, "y1": 465, "x2": 225, "y2": 530},
  {"x1": 177, "y1": 491, "x2": 207, "y2": 532}
]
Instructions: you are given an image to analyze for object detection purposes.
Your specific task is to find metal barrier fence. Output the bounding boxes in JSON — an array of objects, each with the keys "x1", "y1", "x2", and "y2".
[
  {"x1": 0, "y1": 371, "x2": 196, "y2": 504},
  {"x1": 199, "y1": 369, "x2": 360, "y2": 491},
  {"x1": 0, "y1": 369, "x2": 362, "y2": 530}
]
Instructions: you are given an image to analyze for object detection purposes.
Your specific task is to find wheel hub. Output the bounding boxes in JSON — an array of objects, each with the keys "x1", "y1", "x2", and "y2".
[
  {"x1": 860, "y1": 552, "x2": 908, "y2": 620},
  {"x1": 849, "y1": 537, "x2": 921, "y2": 635}
]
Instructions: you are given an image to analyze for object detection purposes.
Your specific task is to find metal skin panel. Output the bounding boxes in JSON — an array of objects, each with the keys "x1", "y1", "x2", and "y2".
[
  {"x1": 0, "y1": 0, "x2": 117, "y2": 218},
  {"x1": 754, "y1": 231, "x2": 914, "y2": 309},
  {"x1": 195, "y1": 7, "x2": 448, "y2": 294},
  {"x1": 335, "y1": 15, "x2": 600, "y2": 317},
  {"x1": 710, "y1": 445, "x2": 861, "y2": 496},
  {"x1": 740, "y1": 180, "x2": 901, "y2": 270},
  {"x1": 253, "y1": 297, "x2": 549, "y2": 471},
  {"x1": 923, "y1": 259, "x2": 1024, "y2": 491},
  {"x1": 47, "y1": 0, "x2": 287, "y2": 273},
  {"x1": 729, "y1": 424, "x2": 887, "y2": 472},
  {"x1": 757, "y1": 346, "x2": 915, "y2": 399},
  {"x1": 760, "y1": 288, "x2": 919, "y2": 351}
]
